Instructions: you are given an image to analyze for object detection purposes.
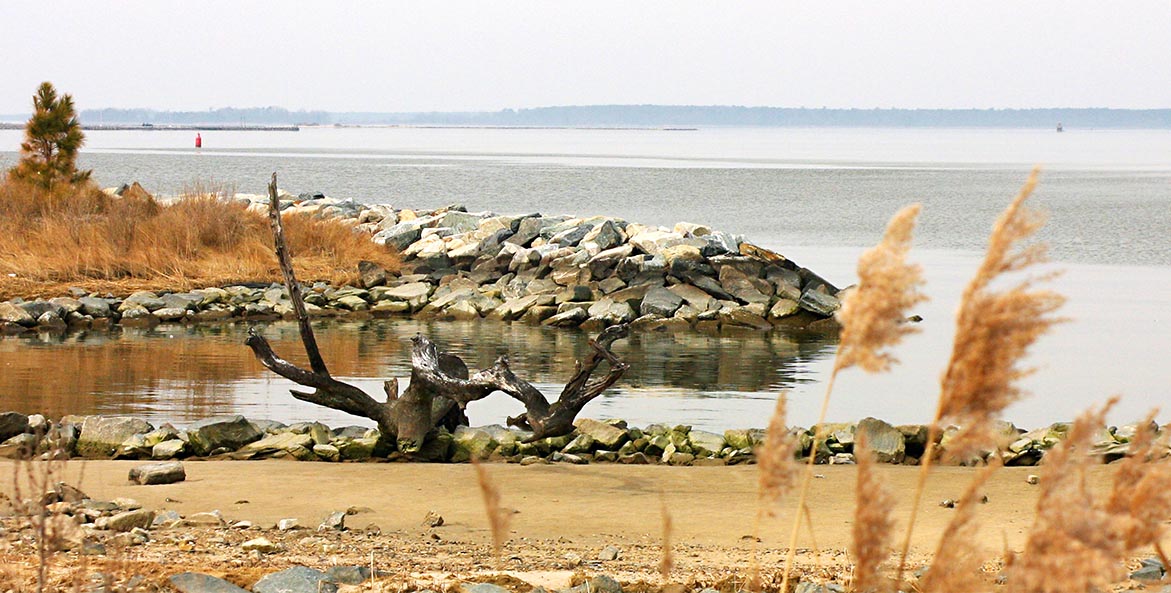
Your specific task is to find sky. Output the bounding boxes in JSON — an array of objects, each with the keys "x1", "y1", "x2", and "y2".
[{"x1": 1, "y1": 1, "x2": 1169, "y2": 114}]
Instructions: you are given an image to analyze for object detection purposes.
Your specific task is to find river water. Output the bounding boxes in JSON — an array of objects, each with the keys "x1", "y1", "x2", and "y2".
[{"x1": 0, "y1": 127, "x2": 1168, "y2": 430}]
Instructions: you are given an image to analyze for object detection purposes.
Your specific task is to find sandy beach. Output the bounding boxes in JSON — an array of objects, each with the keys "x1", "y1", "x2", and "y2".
[{"x1": 3, "y1": 459, "x2": 1162, "y2": 591}]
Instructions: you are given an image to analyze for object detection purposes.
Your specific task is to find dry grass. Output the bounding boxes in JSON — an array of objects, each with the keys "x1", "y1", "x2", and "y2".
[
  {"x1": 471, "y1": 460, "x2": 512, "y2": 568},
  {"x1": 918, "y1": 460, "x2": 999, "y2": 593},
  {"x1": 935, "y1": 167, "x2": 1065, "y2": 459},
  {"x1": 894, "y1": 167, "x2": 1066, "y2": 582},
  {"x1": 0, "y1": 179, "x2": 398, "y2": 299},
  {"x1": 850, "y1": 435, "x2": 895, "y2": 593},
  {"x1": 781, "y1": 202, "x2": 926, "y2": 590},
  {"x1": 834, "y1": 203, "x2": 928, "y2": 374}
]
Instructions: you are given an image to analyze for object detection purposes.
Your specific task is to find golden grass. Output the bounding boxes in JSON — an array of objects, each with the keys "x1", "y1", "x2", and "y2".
[
  {"x1": 472, "y1": 459, "x2": 512, "y2": 568},
  {"x1": 0, "y1": 179, "x2": 399, "y2": 299},
  {"x1": 780, "y1": 202, "x2": 926, "y2": 590},
  {"x1": 894, "y1": 167, "x2": 1066, "y2": 582},
  {"x1": 850, "y1": 435, "x2": 895, "y2": 593}
]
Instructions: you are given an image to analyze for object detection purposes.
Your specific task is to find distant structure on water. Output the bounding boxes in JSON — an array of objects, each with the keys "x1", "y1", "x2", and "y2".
[{"x1": 1056, "y1": 122, "x2": 1064, "y2": 132}]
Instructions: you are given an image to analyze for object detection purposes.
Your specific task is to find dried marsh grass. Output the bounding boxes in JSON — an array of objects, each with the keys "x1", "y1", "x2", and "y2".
[
  {"x1": 0, "y1": 179, "x2": 398, "y2": 299},
  {"x1": 935, "y1": 168, "x2": 1065, "y2": 458},
  {"x1": 781, "y1": 203, "x2": 926, "y2": 591},
  {"x1": 472, "y1": 460, "x2": 512, "y2": 568},
  {"x1": 895, "y1": 168, "x2": 1065, "y2": 582},
  {"x1": 834, "y1": 203, "x2": 928, "y2": 374},
  {"x1": 919, "y1": 460, "x2": 999, "y2": 593},
  {"x1": 850, "y1": 436, "x2": 895, "y2": 593}
]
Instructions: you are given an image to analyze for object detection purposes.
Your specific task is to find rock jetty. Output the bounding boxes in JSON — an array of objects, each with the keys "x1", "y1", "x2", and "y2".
[
  {"x1": 0, "y1": 411, "x2": 1164, "y2": 467},
  {"x1": 0, "y1": 193, "x2": 844, "y2": 334}
]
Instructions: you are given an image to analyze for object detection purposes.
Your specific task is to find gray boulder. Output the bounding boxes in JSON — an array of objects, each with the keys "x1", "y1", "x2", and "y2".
[
  {"x1": 78, "y1": 297, "x2": 112, "y2": 317},
  {"x1": 450, "y1": 426, "x2": 497, "y2": 462},
  {"x1": 77, "y1": 417, "x2": 154, "y2": 457},
  {"x1": 128, "y1": 461, "x2": 186, "y2": 485},
  {"x1": 324, "y1": 566, "x2": 372, "y2": 585},
  {"x1": 373, "y1": 221, "x2": 423, "y2": 251},
  {"x1": 587, "y1": 299, "x2": 636, "y2": 325},
  {"x1": 855, "y1": 417, "x2": 906, "y2": 463},
  {"x1": 640, "y1": 286, "x2": 683, "y2": 318},
  {"x1": 253, "y1": 566, "x2": 338, "y2": 593},
  {"x1": 0, "y1": 412, "x2": 29, "y2": 442},
  {"x1": 0, "y1": 302, "x2": 35, "y2": 327},
  {"x1": 688, "y1": 430, "x2": 726, "y2": 457},
  {"x1": 169, "y1": 573, "x2": 251, "y2": 593},
  {"x1": 798, "y1": 288, "x2": 841, "y2": 316},
  {"x1": 106, "y1": 509, "x2": 155, "y2": 532},
  {"x1": 186, "y1": 415, "x2": 263, "y2": 456},
  {"x1": 357, "y1": 261, "x2": 387, "y2": 288},
  {"x1": 574, "y1": 419, "x2": 629, "y2": 450}
]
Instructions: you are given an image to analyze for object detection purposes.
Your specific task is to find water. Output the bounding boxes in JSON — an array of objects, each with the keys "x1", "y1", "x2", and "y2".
[{"x1": 1, "y1": 127, "x2": 1168, "y2": 429}]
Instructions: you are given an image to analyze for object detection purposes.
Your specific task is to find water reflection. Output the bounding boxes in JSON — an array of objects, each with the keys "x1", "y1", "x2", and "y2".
[{"x1": 0, "y1": 319, "x2": 838, "y2": 431}]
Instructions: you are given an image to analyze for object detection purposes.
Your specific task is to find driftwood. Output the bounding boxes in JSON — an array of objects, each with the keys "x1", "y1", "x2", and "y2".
[{"x1": 245, "y1": 173, "x2": 631, "y2": 454}]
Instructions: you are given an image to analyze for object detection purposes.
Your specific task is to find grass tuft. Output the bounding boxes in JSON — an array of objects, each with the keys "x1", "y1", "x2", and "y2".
[{"x1": 0, "y1": 179, "x2": 398, "y2": 299}]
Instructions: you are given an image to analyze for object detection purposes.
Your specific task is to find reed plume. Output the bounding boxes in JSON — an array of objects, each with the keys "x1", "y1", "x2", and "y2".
[
  {"x1": 1104, "y1": 411, "x2": 1171, "y2": 552},
  {"x1": 472, "y1": 460, "x2": 512, "y2": 568},
  {"x1": 1008, "y1": 400, "x2": 1123, "y2": 593},
  {"x1": 757, "y1": 394, "x2": 801, "y2": 515},
  {"x1": 781, "y1": 203, "x2": 926, "y2": 591},
  {"x1": 936, "y1": 169, "x2": 1065, "y2": 458},
  {"x1": 835, "y1": 203, "x2": 928, "y2": 374},
  {"x1": 850, "y1": 435, "x2": 895, "y2": 593},
  {"x1": 919, "y1": 459, "x2": 999, "y2": 593},
  {"x1": 750, "y1": 394, "x2": 800, "y2": 591},
  {"x1": 660, "y1": 494, "x2": 675, "y2": 580},
  {"x1": 895, "y1": 167, "x2": 1064, "y2": 583}
]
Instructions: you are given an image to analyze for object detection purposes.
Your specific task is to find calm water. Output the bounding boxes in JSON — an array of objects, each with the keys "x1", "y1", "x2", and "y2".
[{"x1": 0, "y1": 127, "x2": 1168, "y2": 429}]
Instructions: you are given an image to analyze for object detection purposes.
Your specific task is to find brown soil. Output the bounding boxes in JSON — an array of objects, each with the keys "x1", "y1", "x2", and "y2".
[{"x1": 0, "y1": 460, "x2": 1163, "y2": 591}]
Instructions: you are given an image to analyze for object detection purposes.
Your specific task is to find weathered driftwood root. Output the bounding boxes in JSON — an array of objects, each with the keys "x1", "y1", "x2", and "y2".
[{"x1": 245, "y1": 173, "x2": 632, "y2": 454}]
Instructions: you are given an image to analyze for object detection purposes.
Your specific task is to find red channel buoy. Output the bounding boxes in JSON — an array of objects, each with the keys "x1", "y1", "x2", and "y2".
[{"x1": 195, "y1": 133, "x2": 202, "y2": 148}]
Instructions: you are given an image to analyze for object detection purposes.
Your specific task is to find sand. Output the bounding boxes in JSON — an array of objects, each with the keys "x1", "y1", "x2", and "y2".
[{"x1": 0, "y1": 460, "x2": 1162, "y2": 591}]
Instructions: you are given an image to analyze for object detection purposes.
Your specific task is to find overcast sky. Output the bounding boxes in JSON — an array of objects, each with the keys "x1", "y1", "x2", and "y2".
[{"x1": 2, "y1": 1, "x2": 1168, "y2": 113}]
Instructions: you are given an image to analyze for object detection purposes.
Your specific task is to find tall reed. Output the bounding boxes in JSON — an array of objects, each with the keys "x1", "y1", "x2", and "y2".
[
  {"x1": 779, "y1": 203, "x2": 926, "y2": 591},
  {"x1": 850, "y1": 435, "x2": 895, "y2": 593},
  {"x1": 472, "y1": 460, "x2": 512, "y2": 569},
  {"x1": 893, "y1": 167, "x2": 1066, "y2": 583}
]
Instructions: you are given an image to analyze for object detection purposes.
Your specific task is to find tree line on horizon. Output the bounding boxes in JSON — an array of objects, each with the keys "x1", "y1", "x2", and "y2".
[{"x1": 4, "y1": 104, "x2": 1170, "y2": 129}]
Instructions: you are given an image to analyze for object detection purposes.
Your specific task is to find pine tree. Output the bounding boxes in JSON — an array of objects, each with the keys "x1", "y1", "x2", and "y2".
[{"x1": 7, "y1": 82, "x2": 92, "y2": 189}]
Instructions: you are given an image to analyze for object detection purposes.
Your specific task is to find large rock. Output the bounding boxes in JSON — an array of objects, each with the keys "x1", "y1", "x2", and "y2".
[
  {"x1": 170, "y1": 573, "x2": 251, "y2": 593},
  {"x1": 235, "y1": 432, "x2": 314, "y2": 459},
  {"x1": 507, "y1": 217, "x2": 558, "y2": 247},
  {"x1": 719, "y1": 267, "x2": 771, "y2": 305},
  {"x1": 0, "y1": 412, "x2": 29, "y2": 442},
  {"x1": 640, "y1": 286, "x2": 683, "y2": 318},
  {"x1": 78, "y1": 297, "x2": 112, "y2": 317},
  {"x1": 855, "y1": 417, "x2": 906, "y2": 463},
  {"x1": 688, "y1": 430, "x2": 726, "y2": 457},
  {"x1": 798, "y1": 288, "x2": 841, "y2": 317},
  {"x1": 77, "y1": 417, "x2": 154, "y2": 457},
  {"x1": 450, "y1": 426, "x2": 497, "y2": 462},
  {"x1": 186, "y1": 415, "x2": 263, "y2": 456},
  {"x1": 0, "y1": 302, "x2": 35, "y2": 327},
  {"x1": 128, "y1": 461, "x2": 186, "y2": 485},
  {"x1": 587, "y1": 299, "x2": 636, "y2": 325},
  {"x1": 253, "y1": 566, "x2": 338, "y2": 593},
  {"x1": 630, "y1": 229, "x2": 686, "y2": 256},
  {"x1": 106, "y1": 508, "x2": 155, "y2": 532},
  {"x1": 573, "y1": 419, "x2": 629, "y2": 450},
  {"x1": 372, "y1": 221, "x2": 423, "y2": 251},
  {"x1": 357, "y1": 261, "x2": 387, "y2": 289}
]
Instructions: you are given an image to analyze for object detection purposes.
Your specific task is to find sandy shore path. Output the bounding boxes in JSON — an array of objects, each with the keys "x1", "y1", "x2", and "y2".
[{"x1": 2, "y1": 459, "x2": 1162, "y2": 589}]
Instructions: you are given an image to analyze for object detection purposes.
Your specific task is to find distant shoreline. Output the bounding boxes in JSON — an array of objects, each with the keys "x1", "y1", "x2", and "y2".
[{"x1": 3, "y1": 104, "x2": 1169, "y2": 130}]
